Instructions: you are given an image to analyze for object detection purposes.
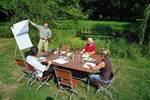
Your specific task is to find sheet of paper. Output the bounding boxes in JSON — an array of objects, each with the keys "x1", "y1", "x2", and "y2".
[
  {"x1": 11, "y1": 26, "x2": 33, "y2": 50},
  {"x1": 13, "y1": 20, "x2": 29, "y2": 36},
  {"x1": 83, "y1": 62, "x2": 96, "y2": 68},
  {"x1": 53, "y1": 59, "x2": 69, "y2": 64},
  {"x1": 82, "y1": 54, "x2": 90, "y2": 58}
]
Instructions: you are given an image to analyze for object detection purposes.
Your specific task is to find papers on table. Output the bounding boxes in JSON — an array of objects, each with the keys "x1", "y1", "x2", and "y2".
[
  {"x1": 82, "y1": 54, "x2": 90, "y2": 58},
  {"x1": 83, "y1": 57, "x2": 92, "y2": 61},
  {"x1": 11, "y1": 20, "x2": 33, "y2": 50},
  {"x1": 83, "y1": 62, "x2": 96, "y2": 69},
  {"x1": 53, "y1": 59, "x2": 69, "y2": 64}
]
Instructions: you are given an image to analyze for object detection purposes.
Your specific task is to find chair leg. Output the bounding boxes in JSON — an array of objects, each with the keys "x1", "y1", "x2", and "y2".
[
  {"x1": 95, "y1": 89, "x2": 100, "y2": 94},
  {"x1": 87, "y1": 78, "x2": 90, "y2": 93},
  {"x1": 36, "y1": 81, "x2": 50, "y2": 93},
  {"x1": 18, "y1": 74, "x2": 25, "y2": 84},
  {"x1": 55, "y1": 89, "x2": 59, "y2": 100},
  {"x1": 70, "y1": 89, "x2": 78, "y2": 96},
  {"x1": 28, "y1": 78, "x2": 36, "y2": 89},
  {"x1": 111, "y1": 86, "x2": 117, "y2": 93},
  {"x1": 103, "y1": 88, "x2": 113, "y2": 100},
  {"x1": 69, "y1": 92, "x2": 73, "y2": 100}
]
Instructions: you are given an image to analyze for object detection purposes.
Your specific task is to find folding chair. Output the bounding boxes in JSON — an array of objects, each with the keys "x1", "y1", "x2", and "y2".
[
  {"x1": 26, "y1": 64, "x2": 53, "y2": 93},
  {"x1": 15, "y1": 59, "x2": 36, "y2": 87},
  {"x1": 94, "y1": 67, "x2": 121, "y2": 100},
  {"x1": 15, "y1": 59, "x2": 53, "y2": 93},
  {"x1": 55, "y1": 68, "x2": 79, "y2": 100},
  {"x1": 60, "y1": 44, "x2": 70, "y2": 52}
]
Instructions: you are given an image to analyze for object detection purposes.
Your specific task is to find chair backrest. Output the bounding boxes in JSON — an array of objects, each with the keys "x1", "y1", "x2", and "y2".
[
  {"x1": 113, "y1": 66, "x2": 121, "y2": 77},
  {"x1": 73, "y1": 48, "x2": 82, "y2": 53},
  {"x1": 15, "y1": 59, "x2": 36, "y2": 75},
  {"x1": 60, "y1": 44, "x2": 70, "y2": 52},
  {"x1": 54, "y1": 68, "x2": 73, "y2": 88}
]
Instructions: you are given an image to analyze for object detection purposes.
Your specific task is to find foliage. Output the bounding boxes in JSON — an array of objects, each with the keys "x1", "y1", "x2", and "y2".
[
  {"x1": 0, "y1": 0, "x2": 86, "y2": 22},
  {"x1": 80, "y1": 0, "x2": 149, "y2": 21},
  {"x1": 140, "y1": 4, "x2": 150, "y2": 45}
]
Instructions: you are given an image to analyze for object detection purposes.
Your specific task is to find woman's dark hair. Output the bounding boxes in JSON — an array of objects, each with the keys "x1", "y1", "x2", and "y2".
[{"x1": 30, "y1": 47, "x2": 38, "y2": 55}]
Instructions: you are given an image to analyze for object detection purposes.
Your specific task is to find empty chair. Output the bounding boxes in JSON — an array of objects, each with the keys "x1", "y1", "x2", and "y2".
[
  {"x1": 60, "y1": 44, "x2": 70, "y2": 54},
  {"x1": 54, "y1": 68, "x2": 79, "y2": 100}
]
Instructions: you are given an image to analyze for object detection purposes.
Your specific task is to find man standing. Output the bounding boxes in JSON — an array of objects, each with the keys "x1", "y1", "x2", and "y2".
[{"x1": 29, "y1": 20, "x2": 52, "y2": 52}]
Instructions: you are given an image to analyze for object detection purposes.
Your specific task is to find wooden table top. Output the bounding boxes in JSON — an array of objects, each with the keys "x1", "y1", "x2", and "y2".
[{"x1": 39, "y1": 52, "x2": 102, "y2": 73}]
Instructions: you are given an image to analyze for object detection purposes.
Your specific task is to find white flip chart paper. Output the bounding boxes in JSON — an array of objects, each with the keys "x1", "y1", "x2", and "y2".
[
  {"x1": 11, "y1": 20, "x2": 33, "y2": 50},
  {"x1": 13, "y1": 20, "x2": 29, "y2": 36}
]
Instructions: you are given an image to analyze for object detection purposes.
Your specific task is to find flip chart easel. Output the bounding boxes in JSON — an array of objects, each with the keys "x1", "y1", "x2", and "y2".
[{"x1": 11, "y1": 20, "x2": 33, "y2": 60}]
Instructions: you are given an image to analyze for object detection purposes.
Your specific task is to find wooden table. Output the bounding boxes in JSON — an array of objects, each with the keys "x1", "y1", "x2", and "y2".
[
  {"x1": 39, "y1": 51, "x2": 102, "y2": 92},
  {"x1": 45, "y1": 52, "x2": 102, "y2": 74}
]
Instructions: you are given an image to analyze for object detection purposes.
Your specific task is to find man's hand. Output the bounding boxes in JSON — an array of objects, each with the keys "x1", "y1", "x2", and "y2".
[
  {"x1": 90, "y1": 67, "x2": 97, "y2": 73},
  {"x1": 28, "y1": 19, "x2": 31, "y2": 23},
  {"x1": 45, "y1": 60, "x2": 52, "y2": 71},
  {"x1": 90, "y1": 66, "x2": 94, "y2": 70},
  {"x1": 41, "y1": 58, "x2": 48, "y2": 63},
  {"x1": 48, "y1": 61, "x2": 52, "y2": 66},
  {"x1": 28, "y1": 19, "x2": 34, "y2": 25},
  {"x1": 81, "y1": 49, "x2": 85, "y2": 54}
]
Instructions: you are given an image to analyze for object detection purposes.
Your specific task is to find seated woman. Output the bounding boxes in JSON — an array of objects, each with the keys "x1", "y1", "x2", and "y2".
[
  {"x1": 90, "y1": 49, "x2": 113, "y2": 87},
  {"x1": 81, "y1": 38, "x2": 96, "y2": 55},
  {"x1": 26, "y1": 47, "x2": 54, "y2": 77}
]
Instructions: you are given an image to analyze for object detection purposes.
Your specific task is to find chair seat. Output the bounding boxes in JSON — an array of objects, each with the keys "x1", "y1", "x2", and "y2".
[
  {"x1": 38, "y1": 74, "x2": 53, "y2": 81},
  {"x1": 72, "y1": 78, "x2": 79, "y2": 88}
]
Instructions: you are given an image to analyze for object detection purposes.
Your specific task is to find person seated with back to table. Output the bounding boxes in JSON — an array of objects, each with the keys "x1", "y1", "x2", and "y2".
[
  {"x1": 81, "y1": 38, "x2": 96, "y2": 55},
  {"x1": 26, "y1": 47, "x2": 54, "y2": 78},
  {"x1": 89, "y1": 49, "x2": 113, "y2": 87}
]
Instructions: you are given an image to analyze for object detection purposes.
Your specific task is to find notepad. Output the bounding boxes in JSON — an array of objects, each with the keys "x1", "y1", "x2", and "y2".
[{"x1": 83, "y1": 62, "x2": 96, "y2": 68}]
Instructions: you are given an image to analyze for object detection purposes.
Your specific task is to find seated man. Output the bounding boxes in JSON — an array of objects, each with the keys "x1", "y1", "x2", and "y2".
[
  {"x1": 81, "y1": 38, "x2": 96, "y2": 55},
  {"x1": 26, "y1": 47, "x2": 54, "y2": 77},
  {"x1": 90, "y1": 49, "x2": 113, "y2": 87}
]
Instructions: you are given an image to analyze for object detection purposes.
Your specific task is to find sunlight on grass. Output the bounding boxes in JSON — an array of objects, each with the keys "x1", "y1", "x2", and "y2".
[{"x1": 0, "y1": 31, "x2": 149, "y2": 99}]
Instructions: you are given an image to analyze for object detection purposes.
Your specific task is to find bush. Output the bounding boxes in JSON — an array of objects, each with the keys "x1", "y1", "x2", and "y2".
[{"x1": 0, "y1": 25, "x2": 12, "y2": 37}]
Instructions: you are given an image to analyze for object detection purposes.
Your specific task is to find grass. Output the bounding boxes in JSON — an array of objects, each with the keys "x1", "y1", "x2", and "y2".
[
  {"x1": 0, "y1": 20, "x2": 149, "y2": 100},
  {"x1": 0, "y1": 20, "x2": 139, "y2": 38},
  {"x1": 0, "y1": 35, "x2": 150, "y2": 100},
  {"x1": 54, "y1": 20, "x2": 139, "y2": 32}
]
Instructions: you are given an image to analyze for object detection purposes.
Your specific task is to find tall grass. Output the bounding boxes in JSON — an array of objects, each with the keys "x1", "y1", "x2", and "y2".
[
  {"x1": 27, "y1": 27, "x2": 150, "y2": 59},
  {"x1": 0, "y1": 20, "x2": 149, "y2": 59}
]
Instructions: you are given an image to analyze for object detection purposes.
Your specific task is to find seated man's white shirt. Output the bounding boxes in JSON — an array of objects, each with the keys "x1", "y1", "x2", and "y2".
[{"x1": 26, "y1": 55, "x2": 46, "y2": 77}]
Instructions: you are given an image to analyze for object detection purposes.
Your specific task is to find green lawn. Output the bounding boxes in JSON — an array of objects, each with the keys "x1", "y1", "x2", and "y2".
[{"x1": 0, "y1": 38, "x2": 149, "y2": 100}]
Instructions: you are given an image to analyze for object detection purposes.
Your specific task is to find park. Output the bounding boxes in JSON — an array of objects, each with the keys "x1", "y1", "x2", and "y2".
[{"x1": 0, "y1": 0, "x2": 150, "y2": 100}]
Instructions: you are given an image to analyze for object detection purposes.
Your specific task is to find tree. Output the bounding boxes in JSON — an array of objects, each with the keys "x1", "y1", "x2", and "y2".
[
  {"x1": 80, "y1": 0, "x2": 149, "y2": 21},
  {"x1": 140, "y1": 4, "x2": 150, "y2": 45},
  {"x1": 0, "y1": 0, "x2": 86, "y2": 22}
]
